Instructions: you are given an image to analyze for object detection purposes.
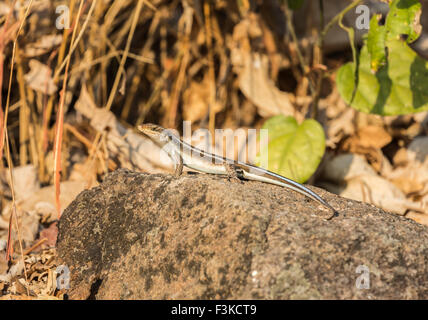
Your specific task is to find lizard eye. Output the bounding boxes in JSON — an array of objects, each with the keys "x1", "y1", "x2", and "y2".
[
  {"x1": 159, "y1": 130, "x2": 173, "y2": 142},
  {"x1": 160, "y1": 134, "x2": 169, "y2": 142}
]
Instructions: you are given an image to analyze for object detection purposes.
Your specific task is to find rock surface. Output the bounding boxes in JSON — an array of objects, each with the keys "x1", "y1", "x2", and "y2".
[{"x1": 57, "y1": 169, "x2": 428, "y2": 299}]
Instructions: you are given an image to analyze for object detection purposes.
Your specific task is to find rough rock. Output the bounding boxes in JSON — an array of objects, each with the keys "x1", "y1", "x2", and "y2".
[{"x1": 57, "y1": 169, "x2": 428, "y2": 299}]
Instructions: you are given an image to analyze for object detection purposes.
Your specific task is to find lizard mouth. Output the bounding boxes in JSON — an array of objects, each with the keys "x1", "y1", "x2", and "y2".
[
  {"x1": 138, "y1": 124, "x2": 160, "y2": 135},
  {"x1": 138, "y1": 124, "x2": 170, "y2": 143}
]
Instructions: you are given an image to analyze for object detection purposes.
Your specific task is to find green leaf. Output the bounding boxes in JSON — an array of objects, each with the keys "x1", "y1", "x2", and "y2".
[
  {"x1": 287, "y1": 0, "x2": 304, "y2": 10},
  {"x1": 337, "y1": 38, "x2": 428, "y2": 115},
  {"x1": 367, "y1": 0, "x2": 421, "y2": 73},
  {"x1": 337, "y1": 0, "x2": 428, "y2": 115},
  {"x1": 256, "y1": 115, "x2": 325, "y2": 183},
  {"x1": 385, "y1": 0, "x2": 422, "y2": 43},
  {"x1": 367, "y1": 14, "x2": 386, "y2": 72}
]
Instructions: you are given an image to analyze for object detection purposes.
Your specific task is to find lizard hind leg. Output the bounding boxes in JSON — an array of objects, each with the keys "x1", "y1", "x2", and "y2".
[{"x1": 225, "y1": 163, "x2": 243, "y2": 183}]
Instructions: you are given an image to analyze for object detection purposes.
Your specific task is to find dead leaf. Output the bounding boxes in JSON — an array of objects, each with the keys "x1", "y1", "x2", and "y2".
[
  {"x1": 69, "y1": 161, "x2": 98, "y2": 189},
  {"x1": 320, "y1": 153, "x2": 425, "y2": 215},
  {"x1": 15, "y1": 278, "x2": 29, "y2": 295},
  {"x1": 0, "y1": 254, "x2": 8, "y2": 275},
  {"x1": 0, "y1": 207, "x2": 39, "y2": 250},
  {"x1": 326, "y1": 107, "x2": 356, "y2": 148},
  {"x1": 341, "y1": 125, "x2": 392, "y2": 172},
  {"x1": 340, "y1": 175, "x2": 418, "y2": 215},
  {"x1": 0, "y1": 165, "x2": 39, "y2": 201},
  {"x1": 1, "y1": 181, "x2": 86, "y2": 237},
  {"x1": 384, "y1": 137, "x2": 428, "y2": 202},
  {"x1": 0, "y1": 259, "x2": 23, "y2": 283},
  {"x1": 182, "y1": 75, "x2": 222, "y2": 122},
  {"x1": 23, "y1": 60, "x2": 57, "y2": 95},
  {"x1": 392, "y1": 148, "x2": 408, "y2": 167},
  {"x1": 24, "y1": 34, "x2": 62, "y2": 57},
  {"x1": 355, "y1": 126, "x2": 392, "y2": 149},
  {"x1": 385, "y1": 164, "x2": 428, "y2": 201},
  {"x1": 20, "y1": 181, "x2": 86, "y2": 219},
  {"x1": 75, "y1": 86, "x2": 170, "y2": 173},
  {"x1": 33, "y1": 202, "x2": 56, "y2": 224},
  {"x1": 390, "y1": 177, "x2": 424, "y2": 196},
  {"x1": 238, "y1": 53, "x2": 296, "y2": 119}
]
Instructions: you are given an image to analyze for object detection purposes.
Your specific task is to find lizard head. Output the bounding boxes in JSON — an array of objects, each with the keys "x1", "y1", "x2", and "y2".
[{"x1": 138, "y1": 123, "x2": 175, "y2": 146}]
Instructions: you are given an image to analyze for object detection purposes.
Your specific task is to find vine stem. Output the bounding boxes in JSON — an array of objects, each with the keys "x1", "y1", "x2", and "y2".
[
  {"x1": 313, "y1": 0, "x2": 362, "y2": 118},
  {"x1": 284, "y1": 6, "x2": 315, "y2": 95},
  {"x1": 285, "y1": 0, "x2": 362, "y2": 119},
  {"x1": 318, "y1": 0, "x2": 363, "y2": 47}
]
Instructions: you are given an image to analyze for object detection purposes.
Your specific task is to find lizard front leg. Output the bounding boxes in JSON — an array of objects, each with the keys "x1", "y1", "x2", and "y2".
[
  {"x1": 168, "y1": 147, "x2": 183, "y2": 178},
  {"x1": 174, "y1": 156, "x2": 183, "y2": 178}
]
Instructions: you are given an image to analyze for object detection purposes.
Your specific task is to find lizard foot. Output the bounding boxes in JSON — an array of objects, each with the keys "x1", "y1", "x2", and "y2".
[{"x1": 225, "y1": 163, "x2": 244, "y2": 184}]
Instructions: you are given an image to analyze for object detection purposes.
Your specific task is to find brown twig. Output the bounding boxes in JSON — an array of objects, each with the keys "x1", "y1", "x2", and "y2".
[
  {"x1": 54, "y1": 0, "x2": 85, "y2": 218},
  {"x1": 204, "y1": 1, "x2": 216, "y2": 141},
  {"x1": 23, "y1": 238, "x2": 48, "y2": 256}
]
